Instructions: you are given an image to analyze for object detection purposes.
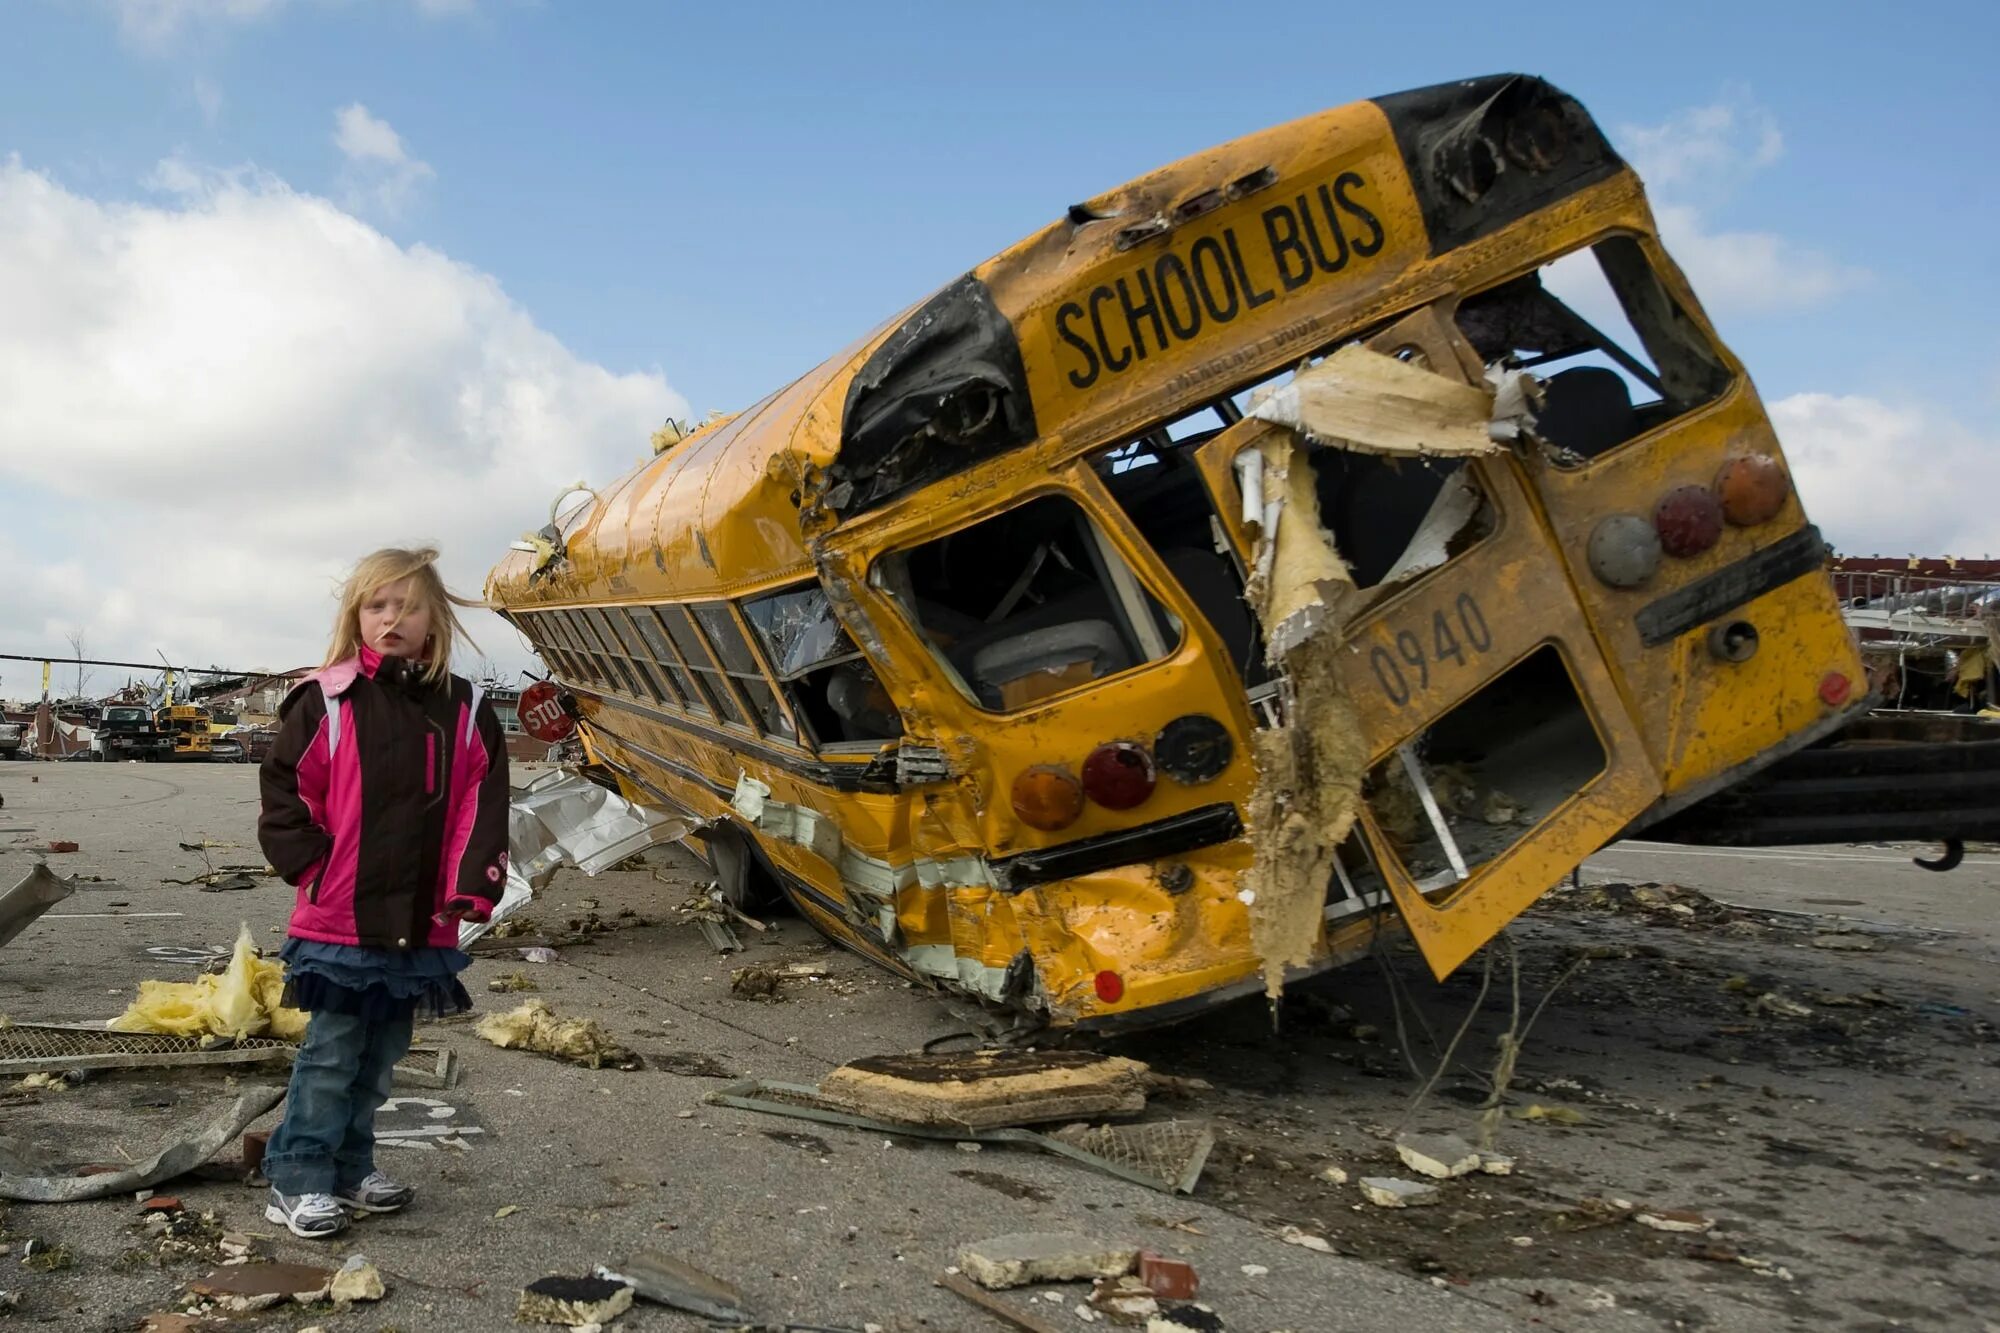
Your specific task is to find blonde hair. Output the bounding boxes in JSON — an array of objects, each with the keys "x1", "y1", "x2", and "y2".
[{"x1": 325, "y1": 547, "x2": 484, "y2": 687}]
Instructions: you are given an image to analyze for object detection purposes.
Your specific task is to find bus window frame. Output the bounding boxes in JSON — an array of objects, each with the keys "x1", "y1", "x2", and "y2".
[
  {"x1": 654, "y1": 603, "x2": 751, "y2": 730},
  {"x1": 622, "y1": 605, "x2": 700, "y2": 712},
  {"x1": 691, "y1": 601, "x2": 805, "y2": 746},
  {"x1": 1447, "y1": 230, "x2": 1739, "y2": 472},
  {"x1": 605, "y1": 607, "x2": 685, "y2": 709},
  {"x1": 628, "y1": 605, "x2": 712, "y2": 718},
  {"x1": 546, "y1": 609, "x2": 612, "y2": 689},
  {"x1": 580, "y1": 607, "x2": 665, "y2": 705},
  {"x1": 509, "y1": 611, "x2": 578, "y2": 685},
  {"x1": 737, "y1": 582, "x2": 902, "y2": 753},
  {"x1": 861, "y1": 477, "x2": 1196, "y2": 718}
]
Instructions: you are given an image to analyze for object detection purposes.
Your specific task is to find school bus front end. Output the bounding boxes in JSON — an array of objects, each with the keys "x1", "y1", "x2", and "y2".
[{"x1": 488, "y1": 74, "x2": 1867, "y2": 1031}]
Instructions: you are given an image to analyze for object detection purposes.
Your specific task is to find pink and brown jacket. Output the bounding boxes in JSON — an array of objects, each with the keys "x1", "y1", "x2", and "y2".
[{"x1": 258, "y1": 648, "x2": 509, "y2": 950}]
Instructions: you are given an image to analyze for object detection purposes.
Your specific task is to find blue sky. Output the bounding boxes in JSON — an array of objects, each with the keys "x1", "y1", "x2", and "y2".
[{"x1": 2, "y1": 0, "x2": 1995, "y2": 680}]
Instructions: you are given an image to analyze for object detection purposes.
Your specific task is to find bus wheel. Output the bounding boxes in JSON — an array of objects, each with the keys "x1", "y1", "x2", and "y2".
[{"x1": 704, "y1": 824, "x2": 781, "y2": 914}]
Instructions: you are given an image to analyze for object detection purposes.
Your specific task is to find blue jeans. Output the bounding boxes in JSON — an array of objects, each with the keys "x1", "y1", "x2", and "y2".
[{"x1": 264, "y1": 1008, "x2": 414, "y2": 1196}]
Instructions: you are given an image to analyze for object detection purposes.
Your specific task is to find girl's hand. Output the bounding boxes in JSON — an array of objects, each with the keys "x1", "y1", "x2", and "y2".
[{"x1": 438, "y1": 897, "x2": 492, "y2": 925}]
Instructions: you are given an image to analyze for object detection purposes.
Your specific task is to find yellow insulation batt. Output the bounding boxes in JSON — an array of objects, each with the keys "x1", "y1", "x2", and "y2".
[{"x1": 110, "y1": 925, "x2": 309, "y2": 1041}]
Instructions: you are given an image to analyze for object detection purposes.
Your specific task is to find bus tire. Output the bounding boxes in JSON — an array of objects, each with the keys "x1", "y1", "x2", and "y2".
[{"x1": 703, "y1": 822, "x2": 782, "y2": 914}]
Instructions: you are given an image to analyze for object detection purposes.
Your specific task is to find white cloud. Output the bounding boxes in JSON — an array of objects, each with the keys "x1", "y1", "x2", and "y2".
[
  {"x1": 0, "y1": 154, "x2": 685, "y2": 681},
  {"x1": 333, "y1": 103, "x2": 434, "y2": 216},
  {"x1": 1613, "y1": 97, "x2": 1864, "y2": 319},
  {"x1": 1773, "y1": 393, "x2": 2000, "y2": 558}
]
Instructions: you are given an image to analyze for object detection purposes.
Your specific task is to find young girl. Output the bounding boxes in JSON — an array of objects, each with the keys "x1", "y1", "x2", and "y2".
[{"x1": 257, "y1": 547, "x2": 510, "y2": 1238}]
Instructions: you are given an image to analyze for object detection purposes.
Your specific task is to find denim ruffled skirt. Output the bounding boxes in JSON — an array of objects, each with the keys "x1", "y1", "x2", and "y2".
[{"x1": 280, "y1": 937, "x2": 473, "y2": 1023}]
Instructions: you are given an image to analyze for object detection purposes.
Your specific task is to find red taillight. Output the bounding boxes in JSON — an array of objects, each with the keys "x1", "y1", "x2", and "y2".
[
  {"x1": 1819, "y1": 671, "x2": 1853, "y2": 707},
  {"x1": 1081, "y1": 742, "x2": 1156, "y2": 810},
  {"x1": 1716, "y1": 454, "x2": 1791, "y2": 526},
  {"x1": 1012, "y1": 766, "x2": 1084, "y2": 831},
  {"x1": 1094, "y1": 970, "x2": 1125, "y2": 1003},
  {"x1": 1653, "y1": 486, "x2": 1724, "y2": 558}
]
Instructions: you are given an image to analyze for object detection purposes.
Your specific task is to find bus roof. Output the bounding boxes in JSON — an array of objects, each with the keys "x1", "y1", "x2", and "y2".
[{"x1": 490, "y1": 74, "x2": 1623, "y2": 609}]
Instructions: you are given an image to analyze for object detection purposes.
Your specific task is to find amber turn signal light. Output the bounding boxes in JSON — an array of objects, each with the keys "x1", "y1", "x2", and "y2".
[
  {"x1": 1716, "y1": 454, "x2": 1791, "y2": 527},
  {"x1": 1081, "y1": 742, "x2": 1156, "y2": 810},
  {"x1": 1012, "y1": 765, "x2": 1084, "y2": 832}
]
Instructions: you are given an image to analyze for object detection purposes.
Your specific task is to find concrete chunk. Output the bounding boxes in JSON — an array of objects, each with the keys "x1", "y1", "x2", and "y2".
[
  {"x1": 1394, "y1": 1132, "x2": 1480, "y2": 1179},
  {"x1": 958, "y1": 1233, "x2": 1140, "y2": 1290},
  {"x1": 1359, "y1": 1176, "x2": 1441, "y2": 1208}
]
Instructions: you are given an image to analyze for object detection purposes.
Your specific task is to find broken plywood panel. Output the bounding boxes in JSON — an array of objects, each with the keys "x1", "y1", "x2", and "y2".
[
  {"x1": 1247, "y1": 343, "x2": 1503, "y2": 459},
  {"x1": 815, "y1": 1050, "x2": 1148, "y2": 1131}
]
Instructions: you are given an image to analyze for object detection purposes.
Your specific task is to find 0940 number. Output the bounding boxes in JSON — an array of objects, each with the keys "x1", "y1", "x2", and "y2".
[{"x1": 1369, "y1": 592, "x2": 1492, "y2": 706}]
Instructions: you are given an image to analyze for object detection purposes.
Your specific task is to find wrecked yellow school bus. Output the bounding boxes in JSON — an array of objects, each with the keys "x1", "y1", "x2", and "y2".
[{"x1": 487, "y1": 74, "x2": 1866, "y2": 1029}]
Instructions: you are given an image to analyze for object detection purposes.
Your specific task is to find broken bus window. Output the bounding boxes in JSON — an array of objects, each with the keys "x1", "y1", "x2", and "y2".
[
  {"x1": 740, "y1": 585, "x2": 903, "y2": 746},
  {"x1": 872, "y1": 493, "x2": 1182, "y2": 713}
]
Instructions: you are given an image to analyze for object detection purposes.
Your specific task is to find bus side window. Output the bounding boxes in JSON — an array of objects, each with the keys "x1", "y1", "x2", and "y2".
[
  {"x1": 741, "y1": 584, "x2": 903, "y2": 746},
  {"x1": 871, "y1": 493, "x2": 1181, "y2": 713},
  {"x1": 1455, "y1": 236, "x2": 1732, "y2": 461}
]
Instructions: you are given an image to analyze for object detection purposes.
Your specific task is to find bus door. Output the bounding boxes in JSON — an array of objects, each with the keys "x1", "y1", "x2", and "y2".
[{"x1": 1191, "y1": 304, "x2": 1663, "y2": 979}]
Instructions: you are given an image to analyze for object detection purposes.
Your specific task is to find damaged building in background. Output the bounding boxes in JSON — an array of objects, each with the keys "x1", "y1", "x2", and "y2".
[{"x1": 485, "y1": 73, "x2": 2000, "y2": 1030}]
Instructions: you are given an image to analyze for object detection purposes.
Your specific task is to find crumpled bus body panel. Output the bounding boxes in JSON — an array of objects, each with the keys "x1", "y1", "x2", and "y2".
[{"x1": 488, "y1": 75, "x2": 1865, "y2": 1027}]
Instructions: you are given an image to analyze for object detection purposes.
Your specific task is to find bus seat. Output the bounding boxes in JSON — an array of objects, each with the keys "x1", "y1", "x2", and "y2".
[
  {"x1": 1537, "y1": 367, "x2": 1634, "y2": 458},
  {"x1": 970, "y1": 620, "x2": 1128, "y2": 709}
]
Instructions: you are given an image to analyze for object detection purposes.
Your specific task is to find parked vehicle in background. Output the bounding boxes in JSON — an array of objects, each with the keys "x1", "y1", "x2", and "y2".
[
  {"x1": 226, "y1": 727, "x2": 277, "y2": 763},
  {"x1": 208, "y1": 737, "x2": 244, "y2": 762},
  {"x1": 153, "y1": 705, "x2": 214, "y2": 761},
  {"x1": 92, "y1": 705, "x2": 172, "y2": 761},
  {"x1": 0, "y1": 720, "x2": 22, "y2": 760}
]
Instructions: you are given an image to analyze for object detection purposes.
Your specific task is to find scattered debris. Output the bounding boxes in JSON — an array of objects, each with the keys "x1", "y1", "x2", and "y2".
[
  {"x1": 186, "y1": 1260, "x2": 333, "y2": 1307},
  {"x1": 1553, "y1": 1197, "x2": 1635, "y2": 1232},
  {"x1": 729, "y1": 963, "x2": 784, "y2": 1000},
  {"x1": 1752, "y1": 991, "x2": 1815, "y2": 1019},
  {"x1": 110, "y1": 925, "x2": 307, "y2": 1041},
  {"x1": 45, "y1": 841, "x2": 78, "y2": 854},
  {"x1": 475, "y1": 999, "x2": 640, "y2": 1070},
  {"x1": 958, "y1": 1233, "x2": 1139, "y2": 1290},
  {"x1": 1476, "y1": 1151, "x2": 1516, "y2": 1176},
  {"x1": 518, "y1": 946, "x2": 559, "y2": 964},
  {"x1": 598, "y1": 1250, "x2": 754, "y2": 1323},
  {"x1": 21, "y1": 1238, "x2": 75, "y2": 1270},
  {"x1": 0, "y1": 863, "x2": 74, "y2": 948},
  {"x1": 1147, "y1": 1304, "x2": 1226, "y2": 1333},
  {"x1": 517, "y1": 1274, "x2": 635, "y2": 1326},
  {"x1": 1138, "y1": 1252, "x2": 1198, "y2": 1301},
  {"x1": 327, "y1": 1254, "x2": 386, "y2": 1304},
  {"x1": 1510, "y1": 1103, "x2": 1590, "y2": 1126},
  {"x1": 1358, "y1": 1177, "x2": 1440, "y2": 1208},
  {"x1": 941, "y1": 1270, "x2": 1071, "y2": 1333},
  {"x1": 0, "y1": 1083, "x2": 285, "y2": 1202},
  {"x1": 816, "y1": 1050, "x2": 1150, "y2": 1131},
  {"x1": 1635, "y1": 1209, "x2": 1714, "y2": 1235},
  {"x1": 1811, "y1": 933, "x2": 1877, "y2": 952},
  {"x1": 1278, "y1": 1225, "x2": 1333, "y2": 1253},
  {"x1": 705, "y1": 1077, "x2": 1210, "y2": 1194},
  {"x1": 1394, "y1": 1132, "x2": 1481, "y2": 1179},
  {"x1": 467, "y1": 767, "x2": 698, "y2": 947},
  {"x1": 1089, "y1": 1273, "x2": 1161, "y2": 1325},
  {"x1": 1317, "y1": 1164, "x2": 1349, "y2": 1185},
  {"x1": 486, "y1": 972, "x2": 539, "y2": 993}
]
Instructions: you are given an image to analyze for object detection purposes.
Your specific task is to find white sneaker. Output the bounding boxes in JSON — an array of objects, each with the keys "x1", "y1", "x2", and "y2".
[
  {"x1": 264, "y1": 1188, "x2": 349, "y2": 1238},
  {"x1": 334, "y1": 1170, "x2": 416, "y2": 1214}
]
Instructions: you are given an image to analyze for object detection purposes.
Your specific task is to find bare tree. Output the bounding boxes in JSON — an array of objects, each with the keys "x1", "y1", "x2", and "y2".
[{"x1": 64, "y1": 631, "x2": 94, "y2": 700}]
